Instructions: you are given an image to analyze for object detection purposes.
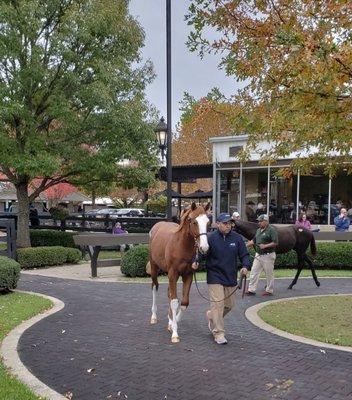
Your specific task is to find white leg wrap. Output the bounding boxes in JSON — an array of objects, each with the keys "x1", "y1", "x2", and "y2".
[
  {"x1": 176, "y1": 305, "x2": 186, "y2": 323},
  {"x1": 150, "y1": 287, "x2": 157, "y2": 324},
  {"x1": 170, "y1": 299, "x2": 179, "y2": 342}
]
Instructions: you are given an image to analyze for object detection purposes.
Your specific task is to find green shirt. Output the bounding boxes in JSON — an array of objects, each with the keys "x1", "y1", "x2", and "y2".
[{"x1": 254, "y1": 224, "x2": 278, "y2": 255}]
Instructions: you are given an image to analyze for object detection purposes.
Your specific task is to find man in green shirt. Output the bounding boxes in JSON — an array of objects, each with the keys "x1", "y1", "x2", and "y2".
[{"x1": 246, "y1": 214, "x2": 278, "y2": 296}]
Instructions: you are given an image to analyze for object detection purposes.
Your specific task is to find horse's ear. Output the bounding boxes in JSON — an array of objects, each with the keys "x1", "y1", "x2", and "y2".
[
  {"x1": 191, "y1": 202, "x2": 197, "y2": 211},
  {"x1": 204, "y1": 202, "x2": 212, "y2": 212}
]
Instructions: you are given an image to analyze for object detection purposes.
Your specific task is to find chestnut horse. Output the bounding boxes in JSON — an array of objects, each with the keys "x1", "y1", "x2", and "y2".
[
  {"x1": 148, "y1": 203, "x2": 210, "y2": 343},
  {"x1": 233, "y1": 220, "x2": 320, "y2": 289}
]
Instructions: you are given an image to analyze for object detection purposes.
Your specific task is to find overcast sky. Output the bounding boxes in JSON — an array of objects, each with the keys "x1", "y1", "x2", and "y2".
[{"x1": 129, "y1": 0, "x2": 242, "y2": 128}]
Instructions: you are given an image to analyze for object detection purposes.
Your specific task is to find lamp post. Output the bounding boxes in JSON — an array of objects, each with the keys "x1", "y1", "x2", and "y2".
[
  {"x1": 155, "y1": 116, "x2": 172, "y2": 220},
  {"x1": 154, "y1": 0, "x2": 172, "y2": 220}
]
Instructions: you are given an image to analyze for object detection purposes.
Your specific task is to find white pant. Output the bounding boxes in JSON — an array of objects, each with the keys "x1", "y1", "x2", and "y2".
[{"x1": 248, "y1": 252, "x2": 276, "y2": 293}]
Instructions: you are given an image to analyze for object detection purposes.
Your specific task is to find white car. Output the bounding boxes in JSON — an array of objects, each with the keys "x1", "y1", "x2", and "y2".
[{"x1": 114, "y1": 208, "x2": 145, "y2": 217}]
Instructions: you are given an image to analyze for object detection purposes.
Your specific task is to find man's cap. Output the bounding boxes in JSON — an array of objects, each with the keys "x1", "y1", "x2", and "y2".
[
  {"x1": 217, "y1": 213, "x2": 232, "y2": 223},
  {"x1": 257, "y1": 214, "x2": 269, "y2": 221},
  {"x1": 232, "y1": 211, "x2": 240, "y2": 218}
]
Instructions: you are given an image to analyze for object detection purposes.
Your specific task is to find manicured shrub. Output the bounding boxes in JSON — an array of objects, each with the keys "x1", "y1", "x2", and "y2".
[
  {"x1": 17, "y1": 246, "x2": 67, "y2": 269},
  {"x1": 273, "y1": 242, "x2": 352, "y2": 269},
  {"x1": 17, "y1": 246, "x2": 81, "y2": 269},
  {"x1": 0, "y1": 256, "x2": 21, "y2": 291},
  {"x1": 49, "y1": 207, "x2": 69, "y2": 220},
  {"x1": 144, "y1": 196, "x2": 166, "y2": 214},
  {"x1": 65, "y1": 247, "x2": 82, "y2": 264},
  {"x1": 120, "y1": 242, "x2": 352, "y2": 277},
  {"x1": 30, "y1": 230, "x2": 77, "y2": 248},
  {"x1": 121, "y1": 245, "x2": 149, "y2": 277}
]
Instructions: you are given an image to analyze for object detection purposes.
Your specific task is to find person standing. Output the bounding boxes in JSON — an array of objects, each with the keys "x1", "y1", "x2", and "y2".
[
  {"x1": 334, "y1": 208, "x2": 350, "y2": 232},
  {"x1": 246, "y1": 214, "x2": 278, "y2": 296},
  {"x1": 203, "y1": 213, "x2": 250, "y2": 345}
]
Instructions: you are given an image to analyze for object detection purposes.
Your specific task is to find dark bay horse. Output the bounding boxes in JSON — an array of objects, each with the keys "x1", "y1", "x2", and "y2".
[
  {"x1": 148, "y1": 203, "x2": 210, "y2": 343},
  {"x1": 234, "y1": 220, "x2": 320, "y2": 289}
]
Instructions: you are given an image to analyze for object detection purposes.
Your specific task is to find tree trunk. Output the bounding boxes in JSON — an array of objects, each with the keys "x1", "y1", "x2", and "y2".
[
  {"x1": 92, "y1": 188, "x2": 96, "y2": 207},
  {"x1": 16, "y1": 183, "x2": 31, "y2": 248}
]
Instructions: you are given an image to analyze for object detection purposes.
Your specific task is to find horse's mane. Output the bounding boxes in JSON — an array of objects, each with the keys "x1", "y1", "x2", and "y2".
[{"x1": 176, "y1": 208, "x2": 193, "y2": 232}]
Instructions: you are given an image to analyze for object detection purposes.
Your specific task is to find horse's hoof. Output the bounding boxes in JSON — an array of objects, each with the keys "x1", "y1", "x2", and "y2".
[
  {"x1": 316, "y1": 281, "x2": 321, "y2": 287},
  {"x1": 180, "y1": 305, "x2": 187, "y2": 311},
  {"x1": 287, "y1": 285, "x2": 293, "y2": 290},
  {"x1": 150, "y1": 317, "x2": 158, "y2": 325},
  {"x1": 171, "y1": 336, "x2": 180, "y2": 343}
]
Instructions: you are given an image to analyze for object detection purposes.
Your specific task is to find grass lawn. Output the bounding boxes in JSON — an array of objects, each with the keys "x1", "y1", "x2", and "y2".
[
  {"x1": 259, "y1": 295, "x2": 352, "y2": 347},
  {"x1": 0, "y1": 292, "x2": 52, "y2": 400},
  {"x1": 0, "y1": 243, "x2": 6, "y2": 251},
  {"x1": 98, "y1": 250, "x2": 121, "y2": 260},
  {"x1": 117, "y1": 268, "x2": 352, "y2": 283}
]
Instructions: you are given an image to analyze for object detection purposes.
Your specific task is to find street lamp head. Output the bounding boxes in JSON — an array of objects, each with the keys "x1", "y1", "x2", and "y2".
[{"x1": 154, "y1": 117, "x2": 168, "y2": 155}]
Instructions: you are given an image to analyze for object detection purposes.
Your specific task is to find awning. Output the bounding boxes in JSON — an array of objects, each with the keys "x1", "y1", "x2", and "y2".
[{"x1": 186, "y1": 190, "x2": 213, "y2": 199}]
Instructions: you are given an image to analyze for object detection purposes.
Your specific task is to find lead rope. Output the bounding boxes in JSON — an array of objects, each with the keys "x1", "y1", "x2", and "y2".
[{"x1": 193, "y1": 271, "x2": 247, "y2": 302}]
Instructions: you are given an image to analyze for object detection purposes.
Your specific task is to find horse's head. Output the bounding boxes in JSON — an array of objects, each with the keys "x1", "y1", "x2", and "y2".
[
  {"x1": 233, "y1": 219, "x2": 258, "y2": 240},
  {"x1": 179, "y1": 202, "x2": 210, "y2": 254}
]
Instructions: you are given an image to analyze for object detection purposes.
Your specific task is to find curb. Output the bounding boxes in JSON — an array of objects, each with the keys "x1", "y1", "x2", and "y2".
[
  {"x1": 245, "y1": 293, "x2": 352, "y2": 353},
  {"x1": 0, "y1": 290, "x2": 66, "y2": 400}
]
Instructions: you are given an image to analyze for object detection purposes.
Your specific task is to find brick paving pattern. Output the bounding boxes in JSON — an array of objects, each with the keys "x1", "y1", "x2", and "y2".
[{"x1": 17, "y1": 276, "x2": 352, "y2": 400}]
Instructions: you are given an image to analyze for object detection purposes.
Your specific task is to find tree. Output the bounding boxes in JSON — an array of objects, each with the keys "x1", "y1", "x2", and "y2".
[
  {"x1": 174, "y1": 89, "x2": 234, "y2": 165},
  {"x1": 187, "y1": 1, "x2": 352, "y2": 173},
  {"x1": 0, "y1": 0, "x2": 158, "y2": 247}
]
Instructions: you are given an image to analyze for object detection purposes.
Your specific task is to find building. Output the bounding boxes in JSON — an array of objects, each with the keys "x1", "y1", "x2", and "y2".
[{"x1": 210, "y1": 135, "x2": 352, "y2": 226}]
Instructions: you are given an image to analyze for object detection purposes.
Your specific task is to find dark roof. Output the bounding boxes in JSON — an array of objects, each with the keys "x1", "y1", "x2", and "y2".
[
  {"x1": 186, "y1": 190, "x2": 213, "y2": 199},
  {"x1": 157, "y1": 164, "x2": 212, "y2": 183}
]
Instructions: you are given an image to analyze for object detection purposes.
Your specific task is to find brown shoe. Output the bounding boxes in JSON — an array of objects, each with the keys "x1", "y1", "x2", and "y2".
[
  {"x1": 261, "y1": 291, "x2": 273, "y2": 296},
  {"x1": 245, "y1": 290, "x2": 256, "y2": 296}
]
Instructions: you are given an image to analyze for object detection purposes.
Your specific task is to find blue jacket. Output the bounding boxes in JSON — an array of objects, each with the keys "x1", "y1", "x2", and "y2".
[
  {"x1": 334, "y1": 216, "x2": 350, "y2": 231},
  {"x1": 204, "y1": 229, "x2": 251, "y2": 286}
]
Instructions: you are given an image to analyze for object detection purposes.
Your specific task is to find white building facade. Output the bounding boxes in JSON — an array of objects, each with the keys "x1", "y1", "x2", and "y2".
[{"x1": 210, "y1": 135, "x2": 352, "y2": 226}]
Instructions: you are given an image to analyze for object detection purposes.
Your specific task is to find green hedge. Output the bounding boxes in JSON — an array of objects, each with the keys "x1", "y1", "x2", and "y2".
[
  {"x1": 65, "y1": 247, "x2": 82, "y2": 264},
  {"x1": 121, "y1": 245, "x2": 149, "y2": 277},
  {"x1": 120, "y1": 242, "x2": 352, "y2": 278},
  {"x1": 269, "y1": 242, "x2": 352, "y2": 269},
  {"x1": 0, "y1": 256, "x2": 21, "y2": 291},
  {"x1": 30, "y1": 230, "x2": 77, "y2": 248},
  {"x1": 17, "y1": 246, "x2": 81, "y2": 269}
]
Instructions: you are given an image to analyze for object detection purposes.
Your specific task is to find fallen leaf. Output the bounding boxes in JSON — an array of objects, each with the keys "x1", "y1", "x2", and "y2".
[
  {"x1": 265, "y1": 383, "x2": 274, "y2": 390},
  {"x1": 277, "y1": 379, "x2": 294, "y2": 390},
  {"x1": 65, "y1": 391, "x2": 73, "y2": 399},
  {"x1": 87, "y1": 368, "x2": 95, "y2": 373},
  {"x1": 320, "y1": 349, "x2": 326, "y2": 354},
  {"x1": 61, "y1": 330, "x2": 66, "y2": 334}
]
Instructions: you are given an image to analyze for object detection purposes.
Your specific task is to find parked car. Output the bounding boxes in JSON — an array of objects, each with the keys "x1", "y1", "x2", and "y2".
[
  {"x1": 94, "y1": 208, "x2": 120, "y2": 218},
  {"x1": 114, "y1": 208, "x2": 145, "y2": 217}
]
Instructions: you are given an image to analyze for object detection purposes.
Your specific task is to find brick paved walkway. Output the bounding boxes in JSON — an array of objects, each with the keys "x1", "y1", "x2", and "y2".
[{"x1": 18, "y1": 275, "x2": 352, "y2": 400}]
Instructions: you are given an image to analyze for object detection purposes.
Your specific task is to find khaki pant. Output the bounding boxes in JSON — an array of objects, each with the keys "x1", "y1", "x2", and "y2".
[
  {"x1": 208, "y1": 284, "x2": 235, "y2": 340},
  {"x1": 248, "y1": 253, "x2": 276, "y2": 293},
  {"x1": 248, "y1": 252, "x2": 276, "y2": 294}
]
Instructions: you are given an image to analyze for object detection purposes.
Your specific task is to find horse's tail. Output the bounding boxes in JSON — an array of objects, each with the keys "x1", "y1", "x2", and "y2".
[{"x1": 310, "y1": 234, "x2": 317, "y2": 256}]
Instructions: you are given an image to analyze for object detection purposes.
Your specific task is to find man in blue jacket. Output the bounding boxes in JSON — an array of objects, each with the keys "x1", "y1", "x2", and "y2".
[
  {"x1": 204, "y1": 213, "x2": 250, "y2": 345},
  {"x1": 334, "y1": 208, "x2": 350, "y2": 232}
]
